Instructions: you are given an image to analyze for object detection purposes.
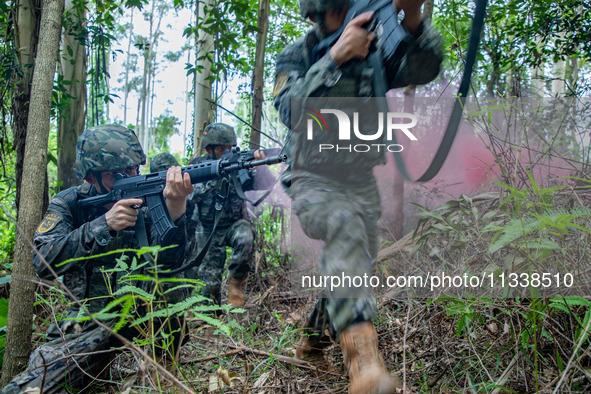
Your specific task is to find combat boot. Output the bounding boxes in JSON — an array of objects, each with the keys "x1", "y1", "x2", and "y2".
[
  {"x1": 339, "y1": 322, "x2": 402, "y2": 394},
  {"x1": 227, "y1": 276, "x2": 246, "y2": 307},
  {"x1": 295, "y1": 317, "x2": 334, "y2": 371},
  {"x1": 295, "y1": 331, "x2": 329, "y2": 362}
]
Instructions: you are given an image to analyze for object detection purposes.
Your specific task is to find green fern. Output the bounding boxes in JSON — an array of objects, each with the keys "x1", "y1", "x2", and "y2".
[
  {"x1": 488, "y1": 207, "x2": 591, "y2": 253},
  {"x1": 113, "y1": 285, "x2": 155, "y2": 300}
]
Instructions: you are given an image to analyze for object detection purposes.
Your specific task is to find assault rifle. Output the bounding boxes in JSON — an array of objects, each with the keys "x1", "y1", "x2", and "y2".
[
  {"x1": 79, "y1": 147, "x2": 286, "y2": 240},
  {"x1": 222, "y1": 148, "x2": 282, "y2": 197},
  {"x1": 312, "y1": 0, "x2": 409, "y2": 89}
]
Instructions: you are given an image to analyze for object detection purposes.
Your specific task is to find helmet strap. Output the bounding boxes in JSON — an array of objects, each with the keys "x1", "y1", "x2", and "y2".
[
  {"x1": 314, "y1": 11, "x2": 327, "y2": 29},
  {"x1": 94, "y1": 172, "x2": 108, "y2": 194}
]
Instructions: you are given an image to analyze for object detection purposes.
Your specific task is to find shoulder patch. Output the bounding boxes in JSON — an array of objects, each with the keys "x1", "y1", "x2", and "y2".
[
  {"x1": 273, "y1": 72, "x2": 289, "y2": 98},
  {"x1": 80, "y1": 182, "x2": 92, "y2": 195},
  {"x1": 37, "y1": 212, "x2": 61, "y2": 234}
]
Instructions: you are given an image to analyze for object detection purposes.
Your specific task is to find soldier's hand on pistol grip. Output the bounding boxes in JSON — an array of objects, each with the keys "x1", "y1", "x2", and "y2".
[{"x1": 105, "y1": 198, "x2": 143, "y2": 232}]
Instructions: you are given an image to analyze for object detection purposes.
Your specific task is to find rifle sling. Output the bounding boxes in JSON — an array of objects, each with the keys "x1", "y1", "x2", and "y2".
[
  {"x1": 388, "y1": 0, "x2": 488, "y2": 182},
  {"x1": 231, "y1": 171, "x2": 278, "y2": 207},
  {"x1": 134, "y1": 212, "x2": 157, "y2": 267},
  {"x1": 250, "y1": 180, "x2": 278, "y2": 207}
]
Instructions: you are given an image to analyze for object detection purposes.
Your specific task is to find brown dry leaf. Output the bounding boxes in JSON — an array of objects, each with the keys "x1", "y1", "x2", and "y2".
[
  {"x1": 285, "y1": 310, "x2": 300, "y2": 325},
  {"x1": 208, "y1": 374, "x2": 221, "y2": 393},
  {"x1": 209, "y1": 368, "x2": 234, "y2": 393},
  {"x1": 253, "y1": 370, "x2": 272, "y2": 391},
  {"x1": 486, "y1": 322, "x2": 498, "y2": 333},
  {"x1": 217, "y1": 367, "x2": 233, "y2": 387}
]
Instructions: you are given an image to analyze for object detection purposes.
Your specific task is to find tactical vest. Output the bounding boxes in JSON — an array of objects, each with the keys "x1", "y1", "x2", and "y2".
[
  {"x1": 290, "y1": 30, "x2": 387, "y2": 180},
  {"x1": 189, "y1": 155, "x2": 246, "y2": 226}
]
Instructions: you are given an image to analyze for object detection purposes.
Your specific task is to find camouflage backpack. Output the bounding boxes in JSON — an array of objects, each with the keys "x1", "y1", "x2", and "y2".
[{"x1": 75, "y1": 124, "x2": 146, "y2": 179}]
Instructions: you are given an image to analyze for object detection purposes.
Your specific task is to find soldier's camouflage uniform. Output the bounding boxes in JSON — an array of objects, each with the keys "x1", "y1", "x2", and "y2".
[
  {"x1": 2, "y1": 126, "x2": 187, "y2": 393},
  {"x1": 185, "y1": 152, "x2": 254, "y2": 306},
  {"x1": 273, "y1": 21, "x2": 442, "y2": 338}
]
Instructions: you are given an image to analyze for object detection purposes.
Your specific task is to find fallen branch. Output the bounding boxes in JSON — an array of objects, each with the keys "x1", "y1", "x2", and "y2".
[
  {"x1": 181, "y1": 348, "x2": 242, "y2": 364},
  {"x1": 195, "y1": 336, "x2": 343, "y2": 377},
  {"x1": 489, "y1": 352, "x2": 518, "y2": 394}
]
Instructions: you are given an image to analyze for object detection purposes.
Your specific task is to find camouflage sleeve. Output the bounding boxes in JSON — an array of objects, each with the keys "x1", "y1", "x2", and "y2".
[
  {"x1": 33, "y1": 195, "x2": 115, "y2": 279},
  {"x1": 388, "y1": 24, "x2": 443, "y2": 88},
  {"x1": 273, "y1": 37, "x2": 342, "y2": 128}
]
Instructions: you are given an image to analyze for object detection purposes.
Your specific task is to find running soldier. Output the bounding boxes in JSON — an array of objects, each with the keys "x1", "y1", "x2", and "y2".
[{"x1": 273, "y1": 0, "x2": 442, "y2": 392}]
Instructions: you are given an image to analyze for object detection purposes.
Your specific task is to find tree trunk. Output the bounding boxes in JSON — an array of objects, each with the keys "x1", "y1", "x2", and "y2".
[
  {"x1": 1, "y1": 0, "x2": 64, "y2": 384},
  {"x1": 552, "y1": 59, "x2": 565, "y2": 96},
  {"x1": 123, "y1": 10, "x2": 134, "y2": 125},
  {"x1": 531, "y1": 65, "x2": 544, "y2": 96},
  {"x1": 249, "y1": 0, "x2": 270, "y2": 150},
  {"x1": 551, "y1": 32, "x2": 567, "y2": 97},
  {"x1": 381, "y1": 0, "x2": 433, "y2": 241},
  {"x1": 57, "y1": 0, "x2": 86, "y2": 190},
  {"x1": 183, "y1": 49, "x2": 191, "y2": 158},
  {"x1": 566, "y1": 56, "x2": 578, "y2": 94},
  {"x1": 138, "y1": 41, "x2": 151, "y2": 150},
  {"x1": 192, "y1": 0, "x2": 214, "y2": 156},
  {"x1": 11, "y1": 0, "x2": 40, "y2": 213},
  {"x1": 138, "y1": 0, "x2": 165, "y2": 153}
]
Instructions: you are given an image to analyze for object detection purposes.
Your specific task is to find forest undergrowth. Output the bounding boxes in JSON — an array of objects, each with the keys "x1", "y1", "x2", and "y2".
[
  {"x1": 18, "y1": 173, "x2": 591, "y2": 393},
  {"x1": 4, "y1": 99, "x2": 591, "y2": 393}
]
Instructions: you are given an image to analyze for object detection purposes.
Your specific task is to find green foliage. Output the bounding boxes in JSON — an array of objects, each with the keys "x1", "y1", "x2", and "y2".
[
  {"x1": 0, "y1": 298, "x2": 8, "y2": 364},
  {"x1": 253, "y1": 204, "x2": 290, "y2": 277},
  {"x1": 485, "y1": 173, "x2": 590, "y2": 257},
  {"x1": 81, "y1": 0, "x2": 147, "y2": 128},
  {"x1": 63, "y1": 245, "x2": 242, "y2": 372},
  {"x1": 433, "y1": 0, "x2": 591, "y2": 96},
  {"x1": 0, "y1": 138, "x2": 16, "y2": 269},
  {"x1": 412, "y1": 194, "x2": 504, "y2": 253},
  {"x1": 183, "y1": 0, "x2": 307, "y2": 89},
  {"x1": 151, "y1": 113, "x2": 180, "y2": 153},
  {"x1": 183, "y1": 0, "x2": 258, "y2": 82},
  {"x1": 549, "y1": 297, "x2": 591, "y2": 350},
  {"x1": 436, "y1": 297, "x2": 487, "y2": 337}
]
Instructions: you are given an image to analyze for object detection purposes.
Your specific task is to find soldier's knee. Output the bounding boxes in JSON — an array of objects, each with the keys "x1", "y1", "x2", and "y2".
[
  {"x1": 229, "y1": 221, "x2": 254, "y2": 245},
  {"x1": 325, "y1": 207, "x2": 365, "y2": 242}
]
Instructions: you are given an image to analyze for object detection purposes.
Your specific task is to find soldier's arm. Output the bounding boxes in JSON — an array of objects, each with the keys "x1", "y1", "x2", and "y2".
[
  {"x1": 387, "y1": 3, "x2": 443, "y2": 88},
  {"x1": 33, "y1": 194, "x2": 117, "y2": 279},
  {"x1": 273, "y1": 35, "x2": 342, "y2": 128}
]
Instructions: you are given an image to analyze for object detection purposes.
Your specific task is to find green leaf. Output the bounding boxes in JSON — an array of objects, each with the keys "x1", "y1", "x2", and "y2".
[
  {"x1": 113, "y1": 285, "x2": 154, "y2": 300},
  {"x1": 0, "y1": 299, "x2": 8, "y2": 328}
]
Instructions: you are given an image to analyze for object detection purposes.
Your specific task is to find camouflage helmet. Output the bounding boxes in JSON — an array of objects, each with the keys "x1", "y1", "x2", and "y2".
[
  {"x1": 201, "y1": 123, "x2": 237, "y2": 149},
  {"x1": 150, "y1": 152, "x2": 179, "y2": 172},
  {"x1": 75, "y1": 124, "x2": 146, "y2": 179},
  {"x1": 299, "y1": 0, "x2": 350, "y2": 18}
]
